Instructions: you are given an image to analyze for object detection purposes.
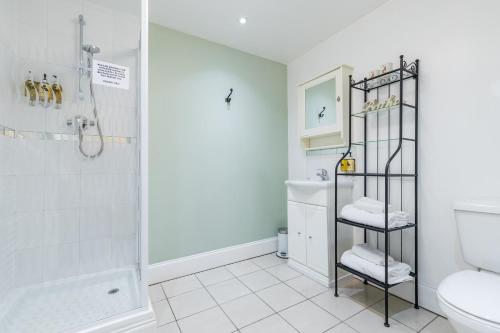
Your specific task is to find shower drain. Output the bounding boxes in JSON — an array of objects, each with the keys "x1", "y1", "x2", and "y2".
[{"x1": 108, "y1": 288, "x2": 120, "y2": 295}]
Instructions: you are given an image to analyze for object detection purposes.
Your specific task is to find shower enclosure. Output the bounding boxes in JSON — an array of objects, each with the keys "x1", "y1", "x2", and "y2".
[{"x1": 0, "y1": 0, "x2": 152, "y2": 332}]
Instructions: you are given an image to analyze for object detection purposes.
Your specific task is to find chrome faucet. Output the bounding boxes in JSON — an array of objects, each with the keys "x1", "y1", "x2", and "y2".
[{"x1": 316, "y1": 168, "x2": 329, "y2": 181}]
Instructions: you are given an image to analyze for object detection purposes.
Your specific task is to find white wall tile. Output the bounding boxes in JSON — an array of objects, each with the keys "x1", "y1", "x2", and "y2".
[
  {"x1": 81, "y1": 174, "x2": 113, "y2": 207},
  {"x1": 14, "y1": 247, "x2": 43, "y2": 286},
  {"x1": 47, "y1": 0, "x2": 82, "y2": 35},
  {"x1": 111, "y1": 235, "x2": 136, "y2": 267},
  {"x1": 43, "y1": 243, "x2": 79, "y2": 280},
  {"x1": 14, "y1": 105, "x2": 47, "y2": 133},
  {"x1": 0, "y1": 176, "x2": 16, "y2": 219},
  {"x1": 18, "y1": 0, "x2": 48, "y2": 29},
  {"x1": 79, "y1": 238, "x2": 111, "y2": 273},
  {"x1": 79, "y1": 206, "x2": 112, "y2": 241},
  {"x1": 15, "y1": 175, "x2": 44, "y2": 212},
  {"x1": 0, "y1": 1, "x2": 17, "y2": 48},
  {"x1": 15, "y1": 139, "x2": 45, "y2": 175},
  {"x1": 16, "y1": 25, "x2": 47, "y2": 62},
  {"x1": 112, "y1": 203, "x2": 137, "y2": 236},
  {"x1": 48, "y1": 32, "x2": 78, "y2": 67},
  {"x1": 0, "y1": 138, "x2": 16, "y2": 176},
  {"x1": 112, "y1": 12, "x2": 140, "y2": 49},
  {"x1": 44, "y1": 141, "x2": 81, "y2": 175},
  {"x1": 44, "y1": 174, "x2": 81, "y2": 210},
  {"x1": 15, "y1": 211, "x2": 44, "y2": 249},
  {"x1": 0, "y1": 216, "x2": 16, "y2": 296},
  {"x1": 113, "y1": 143, "x2": 136, "y2": 174},
  {"x1": 113, "y1": 174, "x2": 137, "y2": 205},
  {"x1": 44, "y1": 209, "x2": 79, "y2": 245}
]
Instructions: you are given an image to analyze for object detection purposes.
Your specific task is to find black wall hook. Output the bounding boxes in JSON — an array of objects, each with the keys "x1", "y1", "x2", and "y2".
[
  {"x1": 318, "y1": 106, "x2": 326, "y2": 121},
  {"x1": 225, "y1": 88, "x2": 233, "y2": 104}
]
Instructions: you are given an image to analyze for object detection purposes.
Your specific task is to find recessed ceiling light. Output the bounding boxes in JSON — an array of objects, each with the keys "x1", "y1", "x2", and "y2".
[{"x1": 239, "y1": 17, "x2": 247, "y2": 25}]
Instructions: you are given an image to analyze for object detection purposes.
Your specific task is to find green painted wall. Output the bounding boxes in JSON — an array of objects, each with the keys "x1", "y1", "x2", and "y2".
[{"x1": 149, "y1": 24, "x2": 288, "y2": 263}]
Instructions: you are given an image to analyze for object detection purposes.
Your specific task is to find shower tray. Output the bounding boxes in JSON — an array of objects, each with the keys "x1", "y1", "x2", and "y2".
[{"x1": 0, "y1": 268, "x2": 141, "y2": 333}]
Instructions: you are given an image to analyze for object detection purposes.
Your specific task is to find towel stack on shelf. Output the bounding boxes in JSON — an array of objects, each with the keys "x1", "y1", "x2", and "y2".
[
  {"x1": 341, "y1": 243, "x2": 413, "y2": 284},
  {"x1": 340, "y1": 197, "x2": 411, "y2": 228}
]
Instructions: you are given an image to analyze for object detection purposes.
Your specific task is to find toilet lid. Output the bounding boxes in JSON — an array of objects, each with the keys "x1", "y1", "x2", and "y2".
[{"x1": 438, "y1": 270, "x2": 500, "y2": 324}]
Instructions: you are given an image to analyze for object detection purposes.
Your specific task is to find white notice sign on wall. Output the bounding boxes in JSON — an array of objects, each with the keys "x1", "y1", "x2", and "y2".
[{"x1": 92, "y1": 60, "x2": 129, "y2": 90}]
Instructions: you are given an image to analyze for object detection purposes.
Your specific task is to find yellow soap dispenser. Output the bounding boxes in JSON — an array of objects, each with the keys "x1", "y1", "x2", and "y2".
[{"x1": 341, "y1": 152, "x2": 356, "y2": 173}]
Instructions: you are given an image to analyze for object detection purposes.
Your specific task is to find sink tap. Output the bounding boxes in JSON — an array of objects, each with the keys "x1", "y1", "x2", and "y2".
[{"x1": 316, "y1": 169, "x2": 329, "y2": 181}]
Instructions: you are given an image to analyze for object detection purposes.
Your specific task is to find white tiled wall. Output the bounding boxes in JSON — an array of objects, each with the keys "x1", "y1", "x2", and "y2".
[{"x1": 0, "y1": 0, "x2": 141, "y2": 295}]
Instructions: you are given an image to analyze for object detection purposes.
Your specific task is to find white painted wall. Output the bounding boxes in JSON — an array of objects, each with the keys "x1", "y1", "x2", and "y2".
[{"x1": 287, "y1": 0, "x2": 500, "y2": 314}]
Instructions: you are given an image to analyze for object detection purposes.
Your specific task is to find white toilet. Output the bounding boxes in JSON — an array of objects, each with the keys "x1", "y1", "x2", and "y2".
[{"x1": 437, "y1": 199, "x2": 500, "y2": 333}]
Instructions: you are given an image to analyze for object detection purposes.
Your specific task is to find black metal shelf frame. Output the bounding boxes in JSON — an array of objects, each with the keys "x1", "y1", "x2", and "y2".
[{"x1": 333, "y1": 55, "x2": 419, "y2": 328}]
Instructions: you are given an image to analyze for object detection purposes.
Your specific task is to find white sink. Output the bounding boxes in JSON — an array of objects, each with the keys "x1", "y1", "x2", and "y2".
[
  {"x1": 285, "y1": 179, "x2": 353, "y2": 206},
  {"x1": 285, "y1": 180, "x2": 335, "y2": 189}
]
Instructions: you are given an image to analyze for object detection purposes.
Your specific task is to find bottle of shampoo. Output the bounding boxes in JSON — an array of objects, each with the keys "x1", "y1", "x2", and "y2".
[
  {"x1": 39, "y1": 73, "x2": 53, "y2": 108},
  {"x1": 24, "y1": 70, "x2": 37, "y2": 106},
  {"x1": 51, "y1": 75, "x2": 63, "y2": 109}
]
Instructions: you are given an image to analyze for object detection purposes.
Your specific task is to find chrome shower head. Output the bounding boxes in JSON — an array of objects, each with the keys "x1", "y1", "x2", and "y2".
[{"x1": 82, "y1": 44, "x2": 100, "y2": 54}]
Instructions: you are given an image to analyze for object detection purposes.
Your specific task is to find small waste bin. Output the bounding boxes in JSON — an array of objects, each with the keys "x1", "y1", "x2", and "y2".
[{"x1": 277, "y1": 227, "x2": 288, "y2": 259}]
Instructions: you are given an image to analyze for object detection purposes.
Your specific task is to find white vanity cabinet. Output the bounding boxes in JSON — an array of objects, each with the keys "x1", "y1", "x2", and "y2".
[{"x1": 285, "y1": 180, "x2": 352, "y2": 286}]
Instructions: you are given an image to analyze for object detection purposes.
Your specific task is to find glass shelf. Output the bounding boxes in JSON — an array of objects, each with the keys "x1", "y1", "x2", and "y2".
[
  {"x1": 351, "y1": 68, "x2": 417, "y2": 91},
  {"x1": 305, "y1": 146, "x2": 348, "y2": 156},
  {"x1": 352, "y1": 103, "x2": 415, "y2": 118},
  {"x1": 0, "y1": 123, "x2": 136, "y2": 144},
  {"x1": 351, "y1": 137, "x2": 415, "y2": 146}
]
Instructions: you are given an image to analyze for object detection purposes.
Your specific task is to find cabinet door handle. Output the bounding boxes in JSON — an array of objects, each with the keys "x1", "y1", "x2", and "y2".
[
  {"x1": 298, "y1": 232, "x2": 302, "y2": 235},
  {"x1": 337, "y1": 96, "x2": 340, "y2": 102},
  {"x1": 308, "y1": 236, "x2": 312, "y2": 239}
]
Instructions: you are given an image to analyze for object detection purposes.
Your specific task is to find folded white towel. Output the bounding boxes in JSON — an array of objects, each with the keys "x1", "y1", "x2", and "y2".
[
  {"x1": 353, "y1": 197, "x2": 393, "y2": 214},
  {"x1": 340, "y1": 250, "x2": 413, "y2": 284},
  {"x1": 340, "y1": 204, "x2": 411, "y2": 229},
  {"x1": 352, "y1": 243, "x2": 394, "y2": 266}
]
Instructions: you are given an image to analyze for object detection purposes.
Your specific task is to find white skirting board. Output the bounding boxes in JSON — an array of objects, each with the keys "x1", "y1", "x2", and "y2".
[
  {"x1": 389, "y1": 280, "x2": 442, "y2": 316},
  {"x1": 148, "y1": 237, "x2": 278, "y2": 284}
]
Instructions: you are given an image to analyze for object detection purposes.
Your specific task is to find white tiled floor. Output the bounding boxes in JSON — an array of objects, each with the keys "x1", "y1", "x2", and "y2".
[{"x1": 150, "y1": 254, "x2": 456, "y2": 333}]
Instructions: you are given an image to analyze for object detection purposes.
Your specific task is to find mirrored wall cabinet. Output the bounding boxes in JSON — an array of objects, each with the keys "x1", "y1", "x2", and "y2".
[{"x1": 298, "y1": 65, "x2": 353, "y2": 150}]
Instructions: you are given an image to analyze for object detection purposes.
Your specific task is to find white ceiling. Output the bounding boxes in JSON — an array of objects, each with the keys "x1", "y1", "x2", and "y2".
[{"x1": 149, "y1": 0, "x2": 389, "y2": 64}]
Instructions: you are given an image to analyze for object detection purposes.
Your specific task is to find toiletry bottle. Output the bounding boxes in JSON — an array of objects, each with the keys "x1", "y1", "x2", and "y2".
[
  {"x1": 24, "y1": 70, "x2": 37, "y2": 106},
  {"x1": 34, "y1": 74, "x2": 44, "y2": 107},
  {"x1": 341, "y1": 152, "x2": 356, "y2": 173},
  {"x1": 39, "y1": 73, "x2": 53, "y2": 108},
  {"x1": 51, "y1": 75, "x2": 63, "y2": 109}
]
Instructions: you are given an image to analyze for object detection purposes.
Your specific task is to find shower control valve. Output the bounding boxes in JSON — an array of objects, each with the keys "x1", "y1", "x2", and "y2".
[{"x1": 67, "y1": 115, "x2": 95, "y2": 132}]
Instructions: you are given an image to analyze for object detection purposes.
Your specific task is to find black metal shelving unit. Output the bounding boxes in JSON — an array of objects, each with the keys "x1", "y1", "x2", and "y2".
[{"x1": 333, "y1": 55, "x2": 419, "y2": 327}]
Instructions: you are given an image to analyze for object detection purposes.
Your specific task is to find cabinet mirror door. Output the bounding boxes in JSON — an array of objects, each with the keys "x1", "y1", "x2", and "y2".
[{"x1": 305, "y1": 77, "x2": 337, "y2": 130}]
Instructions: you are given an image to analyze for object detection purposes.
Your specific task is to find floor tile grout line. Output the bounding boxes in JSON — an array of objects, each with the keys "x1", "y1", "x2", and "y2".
[
  {"x1": 194, "y1": 271, "x2": 240, "y2": 332},
  {"x1": 230, "y1": 264, "x2": 305, "y2": 332},
  {"x1": 162, "y1": 262, "x2": 337, "y2": 332},
  {"x1": 416, "y1": 314, "x2": 441, "y2": 333},
  {"x1": 152, "y1": 257, "x2": 438, "y2": 333},
  {"x1": 231, "y1": 265, "x2": 346, "y2": 333},
  {"x1": 158, "y1": 283, "x2": 182, "y2": 332},
  {"x1": 363, "y1": 295, "x2": 438, "y2": 331},
  {"x1": 152, "y1": 254, "x2": 286, "y2": 298}
]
